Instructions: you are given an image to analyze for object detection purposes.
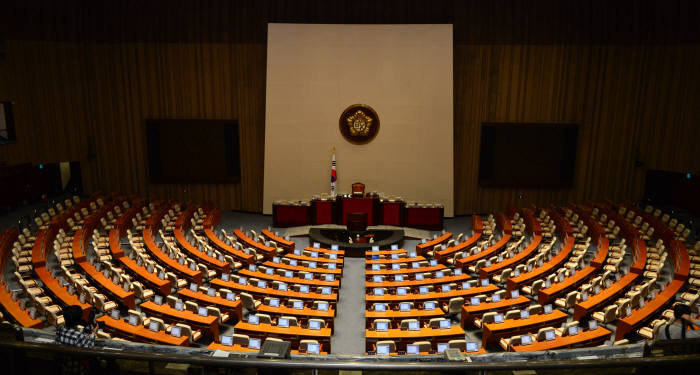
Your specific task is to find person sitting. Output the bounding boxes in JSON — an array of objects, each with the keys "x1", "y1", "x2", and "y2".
[
  {"x1": 664, "y1": 304, "x2": 700, "y2": 340},
  {"x1": 55, "y1": 305, "x2": 97, "y2": 374}
]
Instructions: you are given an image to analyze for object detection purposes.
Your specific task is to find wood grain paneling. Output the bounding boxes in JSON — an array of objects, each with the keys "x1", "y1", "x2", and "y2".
[{"x1": 0, "y1": 1, "x2": 698, "y2": 213}]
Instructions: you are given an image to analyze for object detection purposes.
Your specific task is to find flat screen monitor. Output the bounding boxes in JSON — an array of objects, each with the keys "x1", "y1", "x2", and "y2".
[
  {"x1": 248, "y1": 315, "x2": 259, "y2": 324},
  {"x1": 395, "y1": 275, "x2": 404, "y2": 282},
  {"x1": 373, "y1": 275, "x2": 382, "y2": 282},
  {"x1": 248, "y1": 264, "x2": 257, "y2": 271},
  {"x1": 175, "y1": 301, "x2": 184, "y2": 311},
  {"x1": 568, "y1": 325, "x2": 579, "y2": 336},
  {"x1": 424, "y1": 302, "x2": 436, "y2": 310},
  {"x1": 329, "y1": 253, "x2": 337, "y2": 259},
  {"x1": 439, "y1": 320, "x2": 450, "y2": 329},
  {"x1": 221, "y1": 335, "x2": 233, "y2": 346},
  {"x1": 412, "y1": 262, "x2": 420, "y2": 268},
  {"x1": 374, "y1": 304, "x2": 386, "y2": 312},
  {"x1": 307, "y1": 343, "x2": 320, "y2": 354},
  {"x1": 397, "y1": 288, "x2": 408, "y2": 296},
  {"x1": 310, "y1": 252, "x2": 318, "y2": 258},
  {"x1": 110, "y1": 309, "x2": 120, "y2": 320},
  {"x1": 588, "y1": 320, "x2": 598, "y2": 331},
  {"x1": 454, "y1": 268, "x2": 462, "y2": 275},
  {"x1": 481, "y1": 279, "x2": 489, "y2": 286},
  {"x1": 419, "y1": 287, "x2": 429, "y2": 294},
  {"x1": 313, "y1": 242, "x2": 320, "y2": 248},
  {"x1": 293, "y1": 250, "x2": 301, "y2": 255},
  {"x1": 278, "y1": 318, "x2": 289, "y2": 328},
  {"x1": 406, "y1": 344, "x2": 419, "y2": 354},
  {"x1": 249, "y1": 338, "x2": 261, "y2": 349},
  {"x1": 273, "y1": 257, "x2": 281, "y2": 263},
  {"x1": 374, "y1": 288, "x2": 385, "y2": 296},
  {"x1": 545, "y1": 330, "x2": 556, "y2": 341},
  {"x1": 372, "y1": 264, "x2": 380, "y2": 271},
  {"x1": 171, "y1": 326, "x2": 182, "y2": 337},
  {"x1": 257, "y1": 281, "x2": 267, "y2": 289},
  {"x1": 441, "y1": 285, "x2": 451, "y2": 292},
  {"x1": 226, "y1": 292, "x2": 236, "y2": 301},
  {"x1": 293, "y1": 300, "x2": 304, "y2": 309},
  {"x1": 478, "y1": 123, "x2": 578, "y2": 188},
  {"x1": 372, "y1": 246, "x2": 379, "y2": 251},
  {"x1": 145, "y1": 119, "x2": 241, "y2": 183},
  {"x1": 437, "y1": 343, "x2": 449, "y2": 353},
  {"x1": 207, "y1": 288, "x2": 217, "y2": 297},
  {"x1": 408, "y1": 321, "x2": 420, "y2": 331},
  {"x1": 376, "y1": 344, "x2": 390, "y2": 355},
  {"x1": 392, "y1": 264, "x2": 400, "y2": 270},
  {"x1": 470, "y1": 297, "x2": 480, "y2": 306},
  {"x1": 415, "y1": 273, "x2": 424, "y2": 280},
  {"x1": 309, "y1": 262, "x2": 317, "y2": 269},
  {"x1": 269, "y1": 298, "x2": 280, "y2": 307},
  {"x1": 400, "y1": 302, "x2": 411, "y2": 311},
  {"x1": 299, "y1": 285, "x2": 309, "y2": 293},
  {"x1": 128, "y1": 315, "x2": 138, "y2": 326},
  {"x1": 391, "y1": 244, "x2": 399, "y2": 250},
  {"x1": 491, "y1": 294, "x2": 501, "y2": 302},
  {"x1": 463, "y1": 282, "x2": 471, "y2": 290},
  {"x1": 284, "y1": 270, "x2": 293, "y2": 278},
  {"x1": 466, "y1": 342, "x2": 479, "y2": 352},
  {"x1": 289, "y1": 259, "x2": 298, "y2": 266},
  {"x1": 520, "y1": 310, "x2": 530, "y2": 319},
  {"x1": 391, "y1": 254, "x2": 399, "y2": 259},
  {"x1": 521, "y1": 335, "x2": 532, "y2": 345},
  {"x1": 331, "y1": 244, "x2": 339, "y2": 250},
  {"x1": 154, "y1": 295, "x2": 163, "y2": 305},
  {"x1": 238, "y1": 277, "x2": 247, "y2": 285},
  {"x1": 309, "y1": 320, "x2": 322, "y2": 330},
  {"x1": 430, "y1": 260, "x2": 438, "y2": 266},
  {"x1": 279, "y1": 283, "x2": 288, "y2": 291},
  {"x1": 198, "y1": 307, "x2": 208, "y2": 316},
  {"x1": 221, "y1": 273, "x2": 230, "y2": 281},
  {"x1": 494, "y1": 314, "x2": 505, "y2": 324},
  {"x1": 317, "y1": 302, "x2": 329, "y2": 311},
  {"x1": 511, "y1": 290, "x2": 520, "y2": 299},
  {"x1": 376, "y1": 321, "x2": 389, "y2": 331},
  {"x1": 321, "y1": 287, "x2": 331, "y2": 295},
  {"x1": 544, "y1": 304, "x2": 553, "y2": 314},
  {"x1": 436, "y1": 271, "x2": 444, "y2": 278}
]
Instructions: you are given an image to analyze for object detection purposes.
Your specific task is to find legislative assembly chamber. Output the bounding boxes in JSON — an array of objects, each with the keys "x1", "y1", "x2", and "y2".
[{"x1": 0, "y1": 1, "x2": 699, "y2": 374}]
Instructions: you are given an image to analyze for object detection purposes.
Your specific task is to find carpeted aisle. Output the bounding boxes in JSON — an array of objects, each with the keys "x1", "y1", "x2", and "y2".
[{"x1": 331, "y1": 257, "x2": 367, "y2": 354}]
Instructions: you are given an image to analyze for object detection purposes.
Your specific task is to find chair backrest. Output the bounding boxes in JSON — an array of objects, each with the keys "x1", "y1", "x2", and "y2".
[
  {"x1": 481, "y1": 312, "x2": 496, "y2": 325},
  {"x1": 528, "y1": 304, "x2": 543, "y2": 315},
  {"x1": 376, "y1": 340, "x2": 395, "y2": 353},
  {"x1": 400, "y1": 319, "x2": 419, "y2": 330},
  {"x1": 504, "y1": 309, "x2": 520, "y2": 320},
  {"x1": 537, "y1": 327, "x2": 555, "y2": 341},
  {"x1": 257, "y1": 314, "x2": 272, "y2": 324},
  {"x1": 448, "y1": 339, "x2": 466, "y2": 350},
  {"x1": 413, "y1": 341, "x2": 431, "y2": 352},
  {"x1": 448, "y1": 297, "x2": 464, "y2": 314}
]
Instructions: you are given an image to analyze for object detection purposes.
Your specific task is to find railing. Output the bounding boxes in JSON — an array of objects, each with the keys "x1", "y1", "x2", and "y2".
[{"x1": 2, "y1": 328, "x2": 699, "y2": 374}]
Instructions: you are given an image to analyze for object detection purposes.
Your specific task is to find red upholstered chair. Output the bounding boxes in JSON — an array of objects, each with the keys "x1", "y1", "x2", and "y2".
[{"x1": 352, "y1": 182, "x2": 365, "y2": 197}]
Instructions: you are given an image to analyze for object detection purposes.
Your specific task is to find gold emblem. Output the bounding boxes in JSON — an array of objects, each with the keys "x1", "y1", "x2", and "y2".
[{"x1": 339, "y1": 104, "x2": 379, "y2": 144}]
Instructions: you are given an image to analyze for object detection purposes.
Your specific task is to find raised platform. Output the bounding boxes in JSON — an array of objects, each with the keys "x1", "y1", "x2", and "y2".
[{"x1": 308, "y1": 227, "x2": 404, "y2": 257}]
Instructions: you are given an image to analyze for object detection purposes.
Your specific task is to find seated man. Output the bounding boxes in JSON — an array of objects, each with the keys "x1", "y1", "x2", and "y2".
[
  {"x1": 55, "y1": 305, "x2": 97, "y2": 374},
  {"x1": 663, "y1": 304, "x2": 700, "y2": 340}
]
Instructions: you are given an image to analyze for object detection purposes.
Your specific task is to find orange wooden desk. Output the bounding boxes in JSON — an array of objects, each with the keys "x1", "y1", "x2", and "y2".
[
  {"x1": 204, "y1": 228, "x2": 254, "y2": 264},
  {"x1": 416, "y1": 232, "x2": 452, "y2": 256},
  {"x1": 365, "y1": 284, "x2": 499, "y2": 308},
  {"x1": 482, "y1": 310, "x2": 568, "y2": 346},
  {"x1": 302, "y1": 246, "x2": 345, "y2": 256},
  {"x1": 365, "y1": 307, "x2": 446, "y2": 327},
  {"x1": 0, "y1": 281, "x2": 43, "y2": 328},
  {"x1": 461, "y1": 296, "x2": 532, "y2": 327},
  {"x1": 174, "y1": 228, "x2": 230, "y2": 273},
  {"x1": 480, "y1": 235, "x2": 542, "y2": 279},
  {"x1": 629, "y1": 240, "x2": 647, "y2": 274},
  {"x1": 233, "y1": 229, "x2": 276, "y2": 259},
  {"x1": 366, "y1": 273, "x2": 471, "y2": 289},
  {"x1": 366, "y1": 264, "x2": 446, "y2": 276},
  {"x1": 366, "y1": 256, "x2": 425, "y2": 265},
  {"x1": 97, "y1": 315, "x2": 189, "y2": 346},
  {"x1": 573, "y1": 272, "x2": 639, "y2": 321},
  {"x1": 263, "y1": 261, "x2": 342, "y2": 275},
  {"x1": 30, "y1": 230, "x2": 47, "y2": 268},
  {"x1": 143, "y1": 229, "x2": 203, "y2": 285},
  {"x1": 365, "y1": 249, "x2": 408, "y2": 257},
  {"x1": 262, "y1": 229, "x2": 295, "y2": 251},
  {"x1": 365, "y1": 325, "x2": 465, "y2": 352},
  {"x1": 537, "y1": 265, "x2": 598, "y2": 305},
  {"x1": 256, "y1": 304, "x2": 336, "y2": 331},
  {"x1": 233, "y1": 321, "x2": 332, "y2": 352},
  {"x1": 286, "y1": 253, "x2": 344, "y2": 265},
  {"x1": 506, "y1": 237, "x2": 574, "y2": 292},
  {"x1": 434, "y1": 215, "x2": 482, "y2": 261},
  {"x1": 210, "y1": 278, "x2": 338, "y2": 303},
  {"x1": 615, "y1": 278, "x2": 685, "y2": 340},
  {"x1": 34, "y1": 266, "x2": 92, "y2": 320},
  {"x1": 77, "y1": 260, "x2": 136, "y2": 309},
  {"x1": 238, "y1": 269, "x2": 340, "y2": 288},
  {"x1": 108, "y1": 229, "x2": 125, "y2": 259},
  {"x1": 118, "y1": 255, "x2": 172, "y2": 296},
  {"x1": 510, "y1": 326, "x2": 612, "y2": 352},
  {"x1": 177, "y1": 287, "x2": 243, "y2": 321},
  {"x1": 456, "y1": 234, "x2": 512, "y2": 269},
  {"x1": 139, "y1": 300, "x2": 219, "y2": 338}
]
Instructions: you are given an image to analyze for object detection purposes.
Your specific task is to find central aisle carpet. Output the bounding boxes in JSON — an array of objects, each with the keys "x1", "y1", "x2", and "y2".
[{"x1": 330, "y1": 257, "x2": 366, "y2": 354}]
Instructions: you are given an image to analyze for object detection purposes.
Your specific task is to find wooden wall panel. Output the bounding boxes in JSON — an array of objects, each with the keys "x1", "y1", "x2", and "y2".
[{"x1": 0, "y1": 1, "x2": 698, "y2": 213}]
